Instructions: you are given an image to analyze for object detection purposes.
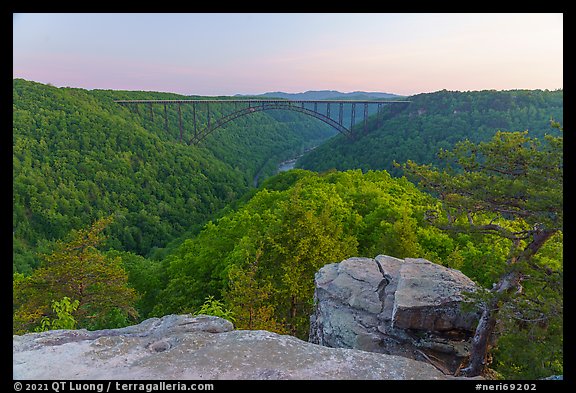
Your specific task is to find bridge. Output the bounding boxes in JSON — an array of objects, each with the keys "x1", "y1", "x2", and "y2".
[{"x1": 114, "y1": 99, "x2": 411, "y2": 145}]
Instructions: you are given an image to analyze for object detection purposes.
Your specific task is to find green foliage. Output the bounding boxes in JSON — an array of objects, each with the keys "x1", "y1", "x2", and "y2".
[
  {"x1": 13, "y1": 79, "x2": 334, "y2": 273},
  {"x1": 13, "y1": 80, "x2": 562, "y2": 378},
  {"x1": 35, "y1": 297, "x2": 79, "y2": 332},
  {"x1": 492, "y1": 232, "x2": 563, "y2": 379},
  {"x1": 13, "y1": 217, "x2": 139, "y2": 334},
  {"x1": 401, "y1": 128, "x2": 563, "y2": 378},
  {"x1": 224, "y1": 260, "x2": 287, "y2": 334},
  {"x1": 106, "y1": 250, "x2": 164, "y2": 320},
  {"x1": 299, "y1": 89, "x2": 563, "y2": 176},
  {"x1": 452, "y1": 235, "x2": 509, "y2": 287},
  {"x1": 194, "y1": 296, "x2": 235, "y2": 323},
  {"x1": 154, "y1": 169, "x2": 481, "y2": 338},
  {"x1": 492, "y1": 318, "x2": 563, "y2": 380}
]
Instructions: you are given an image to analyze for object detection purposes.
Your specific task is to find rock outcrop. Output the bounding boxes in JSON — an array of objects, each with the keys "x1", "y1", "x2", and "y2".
[
  {"x1": 309, "y1": 255, "x2": 480, "y2": 374},
  {"x1": 14, "y1": 314, "x2": 463, "y2": 380}
]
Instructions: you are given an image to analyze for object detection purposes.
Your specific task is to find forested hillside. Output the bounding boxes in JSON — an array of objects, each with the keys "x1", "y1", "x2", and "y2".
[
  {"x1": 298, "y1": 89, "x2": 563, "y2": 175},
  {"x1": 13, "y1": 81, "x2": 563, "y2": 379},
  {"x1": 13, "y1": 79, "x2": 334, "y2": 274},
  {"x1": 141, "y1": 168, "x2": 562, "y2": 379}
]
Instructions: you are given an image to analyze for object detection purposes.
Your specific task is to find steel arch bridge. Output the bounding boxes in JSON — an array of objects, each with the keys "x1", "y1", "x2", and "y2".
[{"x1": 114, "y1": 99, "x2": 411, "y2": 145}]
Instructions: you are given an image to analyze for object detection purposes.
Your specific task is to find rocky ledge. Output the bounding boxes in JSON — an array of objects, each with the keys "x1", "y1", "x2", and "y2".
[
  {"x1": 13, "y1": 314, "x2": 465, "y2": 380},
  {"x1": 309, "y1": 255, "x2": 481, "y2": 374}
]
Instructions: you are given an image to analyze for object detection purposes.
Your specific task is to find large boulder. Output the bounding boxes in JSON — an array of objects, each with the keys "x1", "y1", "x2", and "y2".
[
  {"x1": 309, "y1": 255, "x2": 480, "y2": 374},
  {"x1": 14, "y1": 314, "x2": 463, "y2": 380}
]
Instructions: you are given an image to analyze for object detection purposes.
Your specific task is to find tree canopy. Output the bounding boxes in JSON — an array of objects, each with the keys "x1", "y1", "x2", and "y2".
[
  {"x1": 12, "y1": 79, "x2": 563, "y2": 379},
  {"x1": 13, "y1": 216, "x2": 139, "y2": 333},
  {"x1": 401, "y1": 125, "x2": 563, "y2": 377},
  {"x1": 13, "y1": 79, "x2": 334, "y2": 273},
  {"x1": 299, "y1": 89, "x2": 563, "y2": 176},
  {"x1": 153, "y1": 169, "x2": 522, "y2": 339}
]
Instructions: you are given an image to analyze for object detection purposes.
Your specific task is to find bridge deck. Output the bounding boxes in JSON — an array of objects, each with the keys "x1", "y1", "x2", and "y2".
[
  {"x1": 114, "y1": 99, "x2": 412, "y2": 104},
  {"x1": 114, "y1": 99, "x2": 410, "y2": 144}
]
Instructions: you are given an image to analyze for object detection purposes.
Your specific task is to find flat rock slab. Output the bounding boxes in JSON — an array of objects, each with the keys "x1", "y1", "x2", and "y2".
[
  {"x1": 393, "y1": 258, "x2": 479, "y2": 331},
  {"x1": 14, "y1": 314, "x2": 459, "y2": 380}
]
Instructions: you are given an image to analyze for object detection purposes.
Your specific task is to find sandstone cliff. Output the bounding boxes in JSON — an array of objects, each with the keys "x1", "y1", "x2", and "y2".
[
  {"x1": 14, "y1": 314, "x2": 461, "y2": 380},
  {"x1": 14, "y1": 254, "x2": 482, "y2": 380},
  {"x1": 309, "y1": 255, "x2": 480, "y2": 374}
]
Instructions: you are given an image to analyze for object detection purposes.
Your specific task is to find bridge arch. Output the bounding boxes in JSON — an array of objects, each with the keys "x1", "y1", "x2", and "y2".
[
  {"x1": 190, "y1": 101, "x2": 353, "y2": 145},
  {"x1": 114, "y1": 99, "x2": 411, "y2": 145}
]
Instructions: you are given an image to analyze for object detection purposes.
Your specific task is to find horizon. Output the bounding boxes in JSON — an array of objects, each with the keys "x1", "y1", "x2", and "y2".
[
  {"x1": 13, "y1": 13, "x2": 562, "y2": 96},
  {"x1": 13, "y1": 77, "x2": 563, "y2": 98}
]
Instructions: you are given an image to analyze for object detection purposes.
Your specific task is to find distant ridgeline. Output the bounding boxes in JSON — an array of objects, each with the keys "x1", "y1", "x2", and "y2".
[
  {"x1": 12, "y1": 79, "x2": 335, "y2": 273},
  {"x1": 297, "y1": 89, "x2": 563, "y2": 176},
  {"x1": 13, "y1": 81, "x2": 563, "y2": 379},
  {"x1": 235, "y1": 89, "x2": 404, "y2": 100}
]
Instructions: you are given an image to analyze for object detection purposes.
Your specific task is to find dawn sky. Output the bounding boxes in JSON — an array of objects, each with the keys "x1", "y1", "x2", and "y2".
[{"x1": 13, "y1": 13, "x2": 563, "y2": 96}]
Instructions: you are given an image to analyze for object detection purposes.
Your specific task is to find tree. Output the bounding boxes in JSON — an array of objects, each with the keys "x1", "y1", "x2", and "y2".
[
  {"x1": 223, "y1": 250, "x2": 287, "y2": 334},
  {"x1": 262, "y1": 183, "x2": 358, "y2": 337},
  {"x1": 13, "y1": 216, "x2": 139, "y2": 333},
  {"x1": 401, "y1": 125, "x2": 562, "y2": 377}
]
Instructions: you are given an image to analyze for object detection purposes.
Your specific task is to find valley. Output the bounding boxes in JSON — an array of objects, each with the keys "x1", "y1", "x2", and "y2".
[
  {"x1": 12, "y1": 12, "x2": 564, "y2": 381},
  {"x1": 277, "y1": 146, "x2": 318, "y2": 173},
  {"x1": 12, "y1": 79, "x2": 563, "y2": 379}
]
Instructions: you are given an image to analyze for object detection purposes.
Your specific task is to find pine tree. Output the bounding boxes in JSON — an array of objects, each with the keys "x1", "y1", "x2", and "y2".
[{"x1": 401, "y1": 125, "x2": 563, "y2": 377}]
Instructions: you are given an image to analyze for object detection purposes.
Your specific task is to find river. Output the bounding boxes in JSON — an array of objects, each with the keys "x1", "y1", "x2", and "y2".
[
  {"x1": 253, "y1": 146, "x2": 318, "y2": 187},
  {"x1": 277, "y1": 146, "x2": 317, "y2": 173},
  {"x1": 277, "y1": 158, "x2": 298, "y2": 172}
]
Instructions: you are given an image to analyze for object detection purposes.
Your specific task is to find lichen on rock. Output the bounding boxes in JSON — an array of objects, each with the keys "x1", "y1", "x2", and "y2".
[
  {"x1": 14, "y1": 313, "x2": 465, "y2": 380},
  {"x1": 309, "y1": 255, "x2": 481, "y2": 374}
]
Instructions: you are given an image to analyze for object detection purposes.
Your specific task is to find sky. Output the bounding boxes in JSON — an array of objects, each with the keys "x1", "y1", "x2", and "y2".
[{"x1": 13, "y1": 13, "x2": 563, "y2": 96}]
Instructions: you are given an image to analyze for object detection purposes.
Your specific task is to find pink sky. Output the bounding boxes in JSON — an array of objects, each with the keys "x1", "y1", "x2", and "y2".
[{"x1": 13, "y1": 13, "x2": 563, "y2": 96}]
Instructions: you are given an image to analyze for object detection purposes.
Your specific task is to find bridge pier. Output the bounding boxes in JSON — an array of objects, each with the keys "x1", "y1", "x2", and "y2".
[
  {"x1": 363, "y1": 103, "x2": 368, "y2": 133},
  {"x1": 177, "y1": 104, "x2": 183, "y2": 142},
  {"x1": 193, "y1": 102, "x2": 198, "y2": 141},
  {"x1": 164, "y1": 104, "x2": 169, "y2": 132},
  {"x1": 114, "y1": 99, "x2": 410, "y2": 145}
]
